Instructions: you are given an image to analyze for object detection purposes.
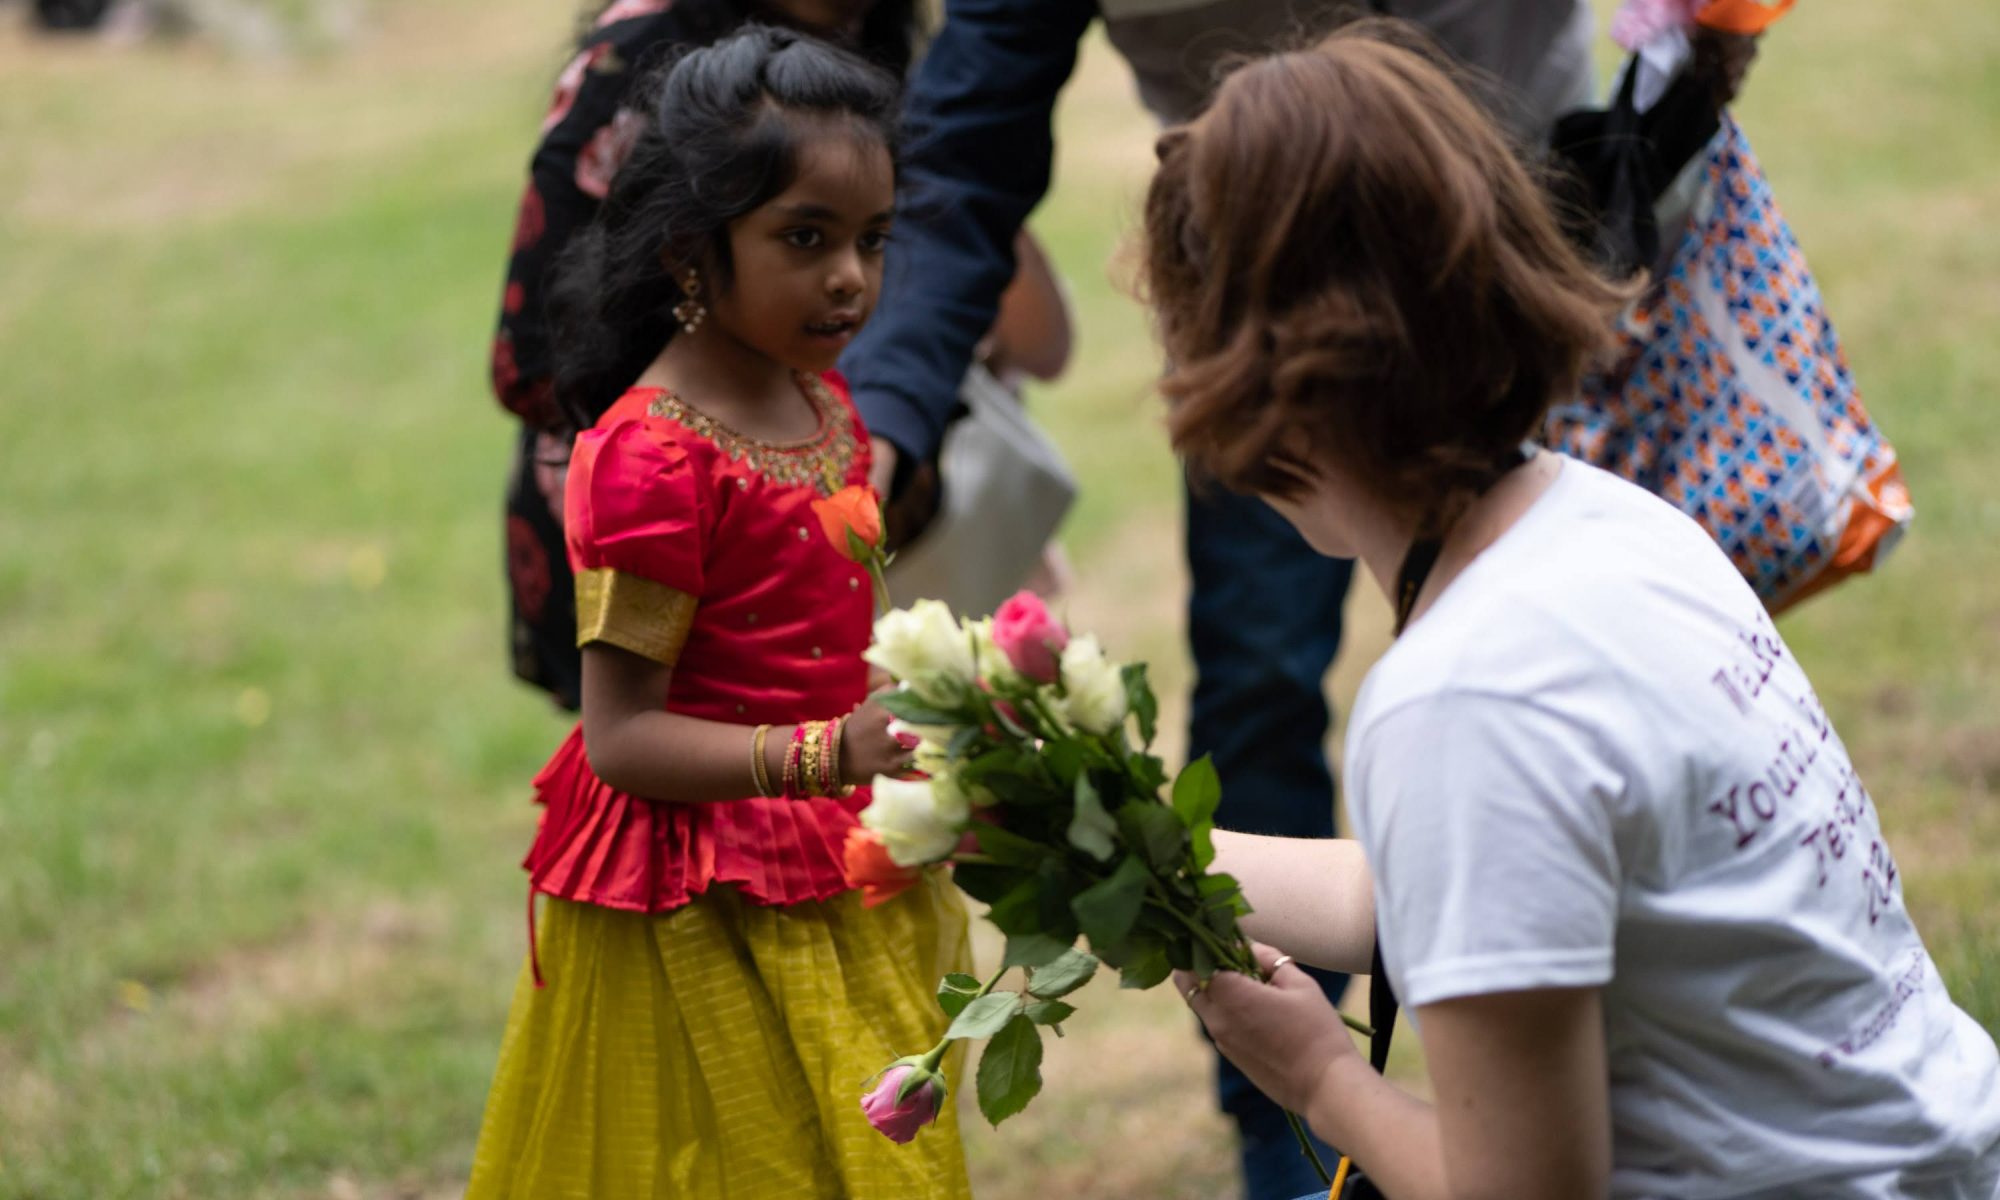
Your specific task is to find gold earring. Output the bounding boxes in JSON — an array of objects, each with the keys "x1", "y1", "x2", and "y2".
[{"x1": 672, "y1": 267, "x2": 706, "y2": 335}]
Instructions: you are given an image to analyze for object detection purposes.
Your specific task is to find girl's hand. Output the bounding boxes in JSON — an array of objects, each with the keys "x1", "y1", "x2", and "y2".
[
  {"x1": 1176, "y1": 942, "x2": 1365, "y2": 1116},
  {"x1": 840, "y1": 696, "x2": 915, "y2": 786}
]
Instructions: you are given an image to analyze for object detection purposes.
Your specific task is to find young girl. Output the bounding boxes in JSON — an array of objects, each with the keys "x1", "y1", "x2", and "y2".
[
  {"x1": 492, "y1": 0, "x2": 922, "y2": 711},
  {"x1": 466, "y1": 29, "x2": 972, "y2": 1199},
  {"x1": 1146, "y1": 23, "x2": 2000, "y2": 1200}
]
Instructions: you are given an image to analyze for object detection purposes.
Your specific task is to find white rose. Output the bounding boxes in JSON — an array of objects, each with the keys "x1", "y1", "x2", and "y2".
[
  {"x1": 862, "y1": 775, "x2": 964, "y2": 866},
  {"x1": 926, "y1": 770, "x2": 975, "y2": 823},
  {"x1": 865, "y1": 600, "x2": 976, "y2": 705},
  {"x1": 961, "y1": 616, "x2": 1020, "y2": 686},
  {"x1": 1058, "y1": 634, "x2": 1128, "y2": 735}
]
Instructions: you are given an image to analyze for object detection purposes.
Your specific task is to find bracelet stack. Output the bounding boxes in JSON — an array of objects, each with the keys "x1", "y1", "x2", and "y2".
[{"x1": 772, "y1": 719, "x2": 851, "y2": 800}]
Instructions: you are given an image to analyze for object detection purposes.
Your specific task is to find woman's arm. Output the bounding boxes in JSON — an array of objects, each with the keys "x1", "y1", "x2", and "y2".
[
  {"x1": 579, "y1": 643, "x2": 907, "y2": 802},
  {"x1": 1181, "y1": 946, "x2": 1610, "y2": 1200},
  {"x1": 1308, "y1": 988, "x2": 1611, "y2": 1200},
  {"x1": 1210, "y1": 830, "x2": 1376, "y2": 975}
]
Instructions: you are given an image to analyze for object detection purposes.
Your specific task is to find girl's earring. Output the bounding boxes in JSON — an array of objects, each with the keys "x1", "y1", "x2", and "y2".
[{"x1": 672, "y1": 268, "x2": 706, "y2": 335}]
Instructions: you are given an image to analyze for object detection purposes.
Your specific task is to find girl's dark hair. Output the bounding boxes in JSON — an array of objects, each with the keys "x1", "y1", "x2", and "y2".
[
  {"x1": 575, "y1": 0, "x2": 924, "y2": 78},
  {"x1": 548, "y1": 25, "x2": 902, "y2": 426},
  {"x1": 1143, "y1": 20, "x2": 1633, "y2": 531}
]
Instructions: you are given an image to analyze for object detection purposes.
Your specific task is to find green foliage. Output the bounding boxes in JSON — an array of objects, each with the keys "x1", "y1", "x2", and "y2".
[
  {"x1": 1122, "y1": 663, "x2": 1159, "y2": 748},
  {"x1": 1065, "y1": 775, "x2": 1118, "y2": 861},
  {"x1": 975, "y1": 1016, "x2": 1045, "y2": 1126},
  {"x1": 946, "y1": 992, "x2": 1023, "y2": 1041},
  {"x1": 1070, "y1": 855, "x2": 1150, "y2": 949},
  {"x1": 1001, "y1": 933, "x2": 1074, "y2": 971},
  {"x1": 1024, "y1": 948, "x2": 1098, "y2": 999},
  {"x1": 1172, "y1": 756, "x2": 1222, "y2": 870},
  {"x1": 937, "y1": 974, "x2": 983, "y2": 1018}
]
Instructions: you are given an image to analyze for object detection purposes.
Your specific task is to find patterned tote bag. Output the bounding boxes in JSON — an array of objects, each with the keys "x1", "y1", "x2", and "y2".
[{"x1": 1546, "y1": 116, "x2": 1913, "y2": 612}]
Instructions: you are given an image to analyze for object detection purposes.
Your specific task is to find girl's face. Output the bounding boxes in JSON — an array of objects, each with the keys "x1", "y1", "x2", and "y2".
[{"x1": 710, "y1": 134, "x2": 894, "y2": 375}]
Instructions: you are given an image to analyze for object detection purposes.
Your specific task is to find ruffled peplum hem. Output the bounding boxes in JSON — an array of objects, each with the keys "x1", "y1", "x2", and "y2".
[{"x1": 523, "y1": 725, "x2": 870, "y2": 912}]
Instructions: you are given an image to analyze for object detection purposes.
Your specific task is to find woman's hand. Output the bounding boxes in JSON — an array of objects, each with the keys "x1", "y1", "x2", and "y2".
[
  {"x1": 840, "y1": 696, "x2": 916, "y2": 786},
  {"x1": 1176, "y1": 942, "x2": 1366, "y2": 1116}
]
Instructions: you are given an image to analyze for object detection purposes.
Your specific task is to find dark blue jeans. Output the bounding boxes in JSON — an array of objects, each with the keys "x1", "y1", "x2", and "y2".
[{"x1": 1186, "y1": 479, "x2": 1354, "y2": 1200}]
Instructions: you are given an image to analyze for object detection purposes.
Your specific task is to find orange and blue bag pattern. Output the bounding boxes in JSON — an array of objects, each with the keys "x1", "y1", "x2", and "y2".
[{"x1": 1547, "y1": 117, "x2": 1912, "y2": 612}]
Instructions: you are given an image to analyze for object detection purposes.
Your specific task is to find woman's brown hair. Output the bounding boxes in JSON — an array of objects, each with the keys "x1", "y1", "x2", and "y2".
[{"x1": 1143, "y1": 20, "x2": 1630, "y2": 529}]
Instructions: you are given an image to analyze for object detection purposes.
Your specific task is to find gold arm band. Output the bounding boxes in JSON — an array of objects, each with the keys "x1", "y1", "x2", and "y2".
[
  {"x1": 751, "y1": 724, "x2": 775, "y2": 799},
  {"x1": 574, "y1": 567, "x2": 697, "y2": 665}
]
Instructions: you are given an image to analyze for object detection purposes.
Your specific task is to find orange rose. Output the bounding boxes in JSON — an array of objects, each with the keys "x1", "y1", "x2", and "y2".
[
  {"x1": 812, "y1": 484, "x2": 883, "y2": 563},
  {"x1": 843, "y1": 825, "x2": 921, "y2": 908}
]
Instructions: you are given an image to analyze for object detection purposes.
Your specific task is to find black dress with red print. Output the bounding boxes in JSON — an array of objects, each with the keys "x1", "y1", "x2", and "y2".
[{"x1": 493, "y1": 2, "x2": 705, "y2": 710}]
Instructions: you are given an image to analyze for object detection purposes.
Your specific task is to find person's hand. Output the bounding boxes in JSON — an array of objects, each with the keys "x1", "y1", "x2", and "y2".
[
  {"x1": 869, "y1": 435, "x2": 942, "y2": 553},
  {"x1": 1692, "y1": 28, "x2": 1759, "y2": 109},
  {"x1": 1176, "y1": 942, "x2": 1365, "y2": 1116},
  {"x1": 840, "y1": 695, "x2": 917, "y2": 786},
  {"x1": 868, "y1": 436, "x2": 898, "y2": 499}
]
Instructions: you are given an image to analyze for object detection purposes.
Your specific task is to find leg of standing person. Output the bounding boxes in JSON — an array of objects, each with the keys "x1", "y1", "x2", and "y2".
[{"x1": 1186, "y1": 477, "x2": 1353, "y2": 1200}]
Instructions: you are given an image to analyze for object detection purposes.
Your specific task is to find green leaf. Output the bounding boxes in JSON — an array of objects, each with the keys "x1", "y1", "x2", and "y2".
[
  {"x1": 1116, "y1": 802, "x2": 1186, "y2": 871},
  {"x1": 1042, "y1": 738, "x2": 1088, "y2": 788},
  {"x1": 879, "y1": 690, "x2": 964, "y2": 727},
  {"x1": 1189, "y1": 937, "x2": 1217, "y2": 979},
  {"x1": 986, "y1": 879, "x2": 1043, "y2": 936},
  {"x1": 1175, "y1": 757, "x2": 1222, "y2": 872},
  {"x1": 1198, "y1": 872, "x2": 1253, "y2": 918},
  {"x1": 1024, "y1": 947, "x2": 1098, "y2": 999},
  {"x1": 1121, "y1": 663, "x2": 1159, "y2": 748},
  {"x1": 976, "y1": 1015, "x2": 1045, "y2": 1126},
  {"x1": 1001, "y1": 932, "x2": 1073, "y2": 971},
  {"x1": 845, "y1": 527, "x2": 872, "y2": 563},
  {"x1": 946, "y1": 724, "x2": 985, "y2": 760},
  {"x1": 972, "y1": 821, "x2": 1055, "y2": 868},
  {"x1": 1118, "y1": 945, "x2": 1174, "y2": 990},
  {"x1": 937, "y1": 973, "x2": 982, "y2": 1017},
  {"x1": 1071, "y1": 854, "x2": 1149, "y2": 949},
  {"x1": 1067, "y1": 775, "x2": 1118, "y2": 862},
  {"x1": 1023, "y1": 999, "x2": 1076, "y2": 1027},
  {"x1": 1171, "y1": 756, "x2": 1222, "y2": 829},
  {"x1": 946, "y1": 991, "x2": 1022, "y2": 1040},
  {"x1": 1126, "y1": 751, "x2": 1168, "y2": 798},
  {"x1": 952, "y1": 862, "x2": 1028, "y2": 905}
]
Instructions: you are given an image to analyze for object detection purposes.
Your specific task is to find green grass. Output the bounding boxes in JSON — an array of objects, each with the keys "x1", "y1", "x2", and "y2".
[{"x1": 1, "y1": 1, "x2": 1996, "y2": 1196}]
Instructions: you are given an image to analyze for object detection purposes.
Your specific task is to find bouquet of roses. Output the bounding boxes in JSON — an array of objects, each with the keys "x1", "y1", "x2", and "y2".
[{"x1": 840, "y1": 590, "x2": 1366, "y2": 1175}]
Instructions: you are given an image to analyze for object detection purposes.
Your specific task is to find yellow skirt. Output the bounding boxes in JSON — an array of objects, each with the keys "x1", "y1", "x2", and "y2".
[{"x1": 466, "y1": 877, "x2": 973, "y2": 1200}]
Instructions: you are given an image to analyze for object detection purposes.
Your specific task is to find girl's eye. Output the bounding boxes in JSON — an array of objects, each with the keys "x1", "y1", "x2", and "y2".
[
  {"x1": 859, "y1": 228, "x2": 891, "y2": 253},
  {"x1": 783, "y1": 228, "x2": 824, "y2": 249}
]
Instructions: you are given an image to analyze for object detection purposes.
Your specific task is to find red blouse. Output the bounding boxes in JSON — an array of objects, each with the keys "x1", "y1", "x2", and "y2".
[{"x1": 523, "y1": 371, "x2": 877, "y2": 911}]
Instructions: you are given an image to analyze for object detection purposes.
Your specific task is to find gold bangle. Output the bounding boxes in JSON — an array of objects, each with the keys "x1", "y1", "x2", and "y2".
[
  {"x1": 750, "y1": 724, "x2": 774, "y2": 799},
  {"x1": 799, "y1": 720, "x2": 826, "y2": 800}
]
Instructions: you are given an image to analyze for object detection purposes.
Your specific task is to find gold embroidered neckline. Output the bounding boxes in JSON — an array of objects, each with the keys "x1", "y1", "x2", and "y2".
[{"x1": 644, "y1": 372, "x2": 857, "y2": 496}]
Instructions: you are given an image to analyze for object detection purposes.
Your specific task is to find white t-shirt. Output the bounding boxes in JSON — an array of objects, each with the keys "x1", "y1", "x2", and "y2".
[{"x1": 1346, "y1": 458, "x2": 2000, "y2": 1199}]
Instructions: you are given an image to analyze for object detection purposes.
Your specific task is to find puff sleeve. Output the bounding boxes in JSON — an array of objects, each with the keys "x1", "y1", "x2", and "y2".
[{"x1": 564, "y1": 418, "x2": 708, "y2": 665}]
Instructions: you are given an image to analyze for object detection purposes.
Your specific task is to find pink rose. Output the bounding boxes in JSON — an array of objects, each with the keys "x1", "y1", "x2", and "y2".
[
  {"x1": 860, "y1": 1063, "x2": 946, "y2": 1144},
  {"x1": 991, "y1": 591, "x2": 1068, "y2": 684}
]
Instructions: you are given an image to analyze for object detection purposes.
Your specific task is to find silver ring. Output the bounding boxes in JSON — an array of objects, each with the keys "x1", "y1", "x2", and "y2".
[
  {"x1": 1270, "y1": 955, "x2": 1294, "y2": 973},
  {"x1": 1184, "y1": 984, "x2": 1202, "y2": 1001}
]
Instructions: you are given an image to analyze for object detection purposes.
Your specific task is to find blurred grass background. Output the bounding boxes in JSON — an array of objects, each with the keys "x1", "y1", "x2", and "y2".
[{"x1": 0, "y1": 0, "x2": 1995, "y2": 1195}]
